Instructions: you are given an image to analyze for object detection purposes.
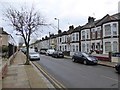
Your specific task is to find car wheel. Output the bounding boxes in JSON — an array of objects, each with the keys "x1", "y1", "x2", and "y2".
[
  {"x1": 72, "y1": 58, "x2": 76, "y2": 62},
  {"x1": 83, "y1": 60, "x2": 87, "y2": 65},
  {"x1": 55, "y1": 55, "x2": 58, "y2": 58}
]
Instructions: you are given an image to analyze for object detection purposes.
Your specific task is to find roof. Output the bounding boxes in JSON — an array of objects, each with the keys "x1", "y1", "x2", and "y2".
[
  {"x1": 81, "y1": 13, "x2": 120, "y2": 29},
  {"x1": 67, "y1": 28, "x2": 74, "y2": 34},
  {"x1": 81, "y1": 20, "x2": 100, "y2": 30},
  {"x1": 112, "y1": 13, "x2": 120, "y2": 20},
  {"x1": 72, "y1": 26, "x2": 81, "y2": 33},
  {"x1": 96, "y1": 14, "x2": 118, "y2": 26}
]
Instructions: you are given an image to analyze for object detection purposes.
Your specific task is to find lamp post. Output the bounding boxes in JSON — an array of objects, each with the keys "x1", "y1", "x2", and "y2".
[
  {"x1": 54, "y1": 18, "x2": 60, "y2": 50},
  {"x1": 54, "y1": 18, "x2": 59, "y2": 31}
]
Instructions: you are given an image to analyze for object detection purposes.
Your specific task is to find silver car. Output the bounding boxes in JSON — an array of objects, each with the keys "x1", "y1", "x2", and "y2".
[{"x1": 29, "y1": 51, "x2": 40, "y2": 61}]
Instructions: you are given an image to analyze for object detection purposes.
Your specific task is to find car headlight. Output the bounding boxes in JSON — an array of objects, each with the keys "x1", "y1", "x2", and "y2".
[{"x1": 87, "y1": 57, "x2": 93, "y2": 61}]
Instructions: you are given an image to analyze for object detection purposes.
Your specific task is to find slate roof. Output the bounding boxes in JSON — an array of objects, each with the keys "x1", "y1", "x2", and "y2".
[
  {"x1": 96, "y1": 14, "x2": 119, "y2": 26},
  {"x1": 81, "y1": 13, "x2": 120, "y2": 29},
  {"x1": 72, "y1": 26, "x2": 81, "y2": 33},
  {"x1": 81, "y1": 20, "x2": 100, "y2": 30}
]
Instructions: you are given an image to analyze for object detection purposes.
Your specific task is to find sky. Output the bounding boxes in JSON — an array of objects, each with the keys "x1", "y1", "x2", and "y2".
[{"x1": 0, "y1": 0, "x2": 120, "y2": 45}]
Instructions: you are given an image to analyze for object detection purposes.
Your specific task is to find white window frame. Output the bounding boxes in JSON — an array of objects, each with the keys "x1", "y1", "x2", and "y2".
[
  {"x1": 76, "y1": 33, "x2": 79, "y2": 41},
  {"x1": 76, "y1": 45, "x2": 79, "y2": 52},
  {"x1": 112, "y1": 23, "x2": 117, "y2": 36},
  {"x1": 105, "y1": 42, "x2": 111, "y2": 53},
  {"x1": 81, "y1": 30, "x2": 85, "y2": 40},
  {"x1": 91, "y1": 28, "x2": 96, "y2": 39},
  {"x1": 97, "y1": 27, "x2": 101, "y2": 38},
  {"x1": 72, "y1": 33, "x2": 75, "y2": 41},
  {"x1": 113, "y1": 41, "x2": 117, "y2": 52}
]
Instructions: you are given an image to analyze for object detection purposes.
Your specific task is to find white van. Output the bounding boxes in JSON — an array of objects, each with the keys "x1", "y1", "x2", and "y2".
[{"x1": 46, "y1": 49, "x2": 55, "y2": 56}]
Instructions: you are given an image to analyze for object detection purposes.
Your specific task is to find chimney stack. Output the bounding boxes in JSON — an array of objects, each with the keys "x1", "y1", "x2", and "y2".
[
  {"x1": 88, "y1": 16, "x2": 95, "y2": 23},
  {"x1": 69, "y1": 25, "x2": 74, "y2": 30}
]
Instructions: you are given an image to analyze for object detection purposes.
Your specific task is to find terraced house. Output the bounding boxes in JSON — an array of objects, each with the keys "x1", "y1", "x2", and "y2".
[
  {"x1": 81, "y1": 13, "x2": 120, "y2": 54},
  {"x1": 56, "y1": 25, "x2": 81, "y2": 56},
  {"x1": 33, "y1": 12, "x2": 120, "y2": 56}
]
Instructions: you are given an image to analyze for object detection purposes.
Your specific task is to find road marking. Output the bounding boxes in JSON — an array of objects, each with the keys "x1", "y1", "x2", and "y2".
[
  {"x1": 101, "y1": 75, "x2": 120, "y2": 82},
  {"x1": 30, "y1": 61, "x2": 55, "y2": 88},
  {"x1": 32, "y1": 61, "x2": 67, "y2": 89}
]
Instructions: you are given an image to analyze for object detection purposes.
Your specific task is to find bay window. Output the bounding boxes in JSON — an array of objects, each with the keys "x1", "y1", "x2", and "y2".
[{"x1": 104, "y1": 24, "x2": 111, "y2": 36}]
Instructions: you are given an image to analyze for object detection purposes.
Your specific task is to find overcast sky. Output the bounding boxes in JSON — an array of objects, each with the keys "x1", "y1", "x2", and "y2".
[{"x1": 0, "y1": 0, "x2": 119, "y2": 45}]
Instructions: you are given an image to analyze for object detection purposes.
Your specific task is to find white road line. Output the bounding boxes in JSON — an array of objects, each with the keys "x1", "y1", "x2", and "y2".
[{"x1": 101, "y1": 75, "x2": 120, "y2": 82}]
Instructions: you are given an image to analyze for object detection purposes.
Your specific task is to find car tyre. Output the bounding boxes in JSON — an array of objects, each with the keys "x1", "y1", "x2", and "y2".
[
  {"x1": 55, "y1": 55, "x2": 58, "y2": 58},
  {"x1": 83, "y1": 60, "x2": 87, "y2": 65},
  {"x1": 72, "y1": 58, "x2": 76, "y2": 62}
]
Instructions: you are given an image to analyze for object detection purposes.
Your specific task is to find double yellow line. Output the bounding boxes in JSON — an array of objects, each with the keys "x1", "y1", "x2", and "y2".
[{"x1": 31, "y1": 61, "x2": 67, "y2": 90}]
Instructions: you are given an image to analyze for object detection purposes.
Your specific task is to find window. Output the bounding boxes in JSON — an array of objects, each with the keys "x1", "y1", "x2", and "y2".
[
  {"x1": 97, "y1": 28, "x2": 101, "y2": 38},
  {"x1": 65, "y1": 36, "x2": 67, "y2": 42},
  {"x1": 92, "y1": 29, "x2": 96, "y2": 39},
  {"x1": 76, "y1": 33, "x2": 79, "y2": 41},
  {"x1": 60, "y1": 46, "x2": 61, "y2": 51},
  {"x1": 82, "y1": 31, "x2": 85, "y2": 40},
  {"x1": 105, "y1": 42, "x2": 111, "y2": 53},
  {"x1": 72, "y1": 33, "x2": 75, "y2": 41},
  {"x1": 86, "y1": 44, "x2": 89, "y2": 52},
  {"x1": 112, "y1": 23, "x2": 117, "y2": 36},
  {"x1": 82, "y1": 43, "x2": 85, "y2": 52},
  {"x1": 86, "y1": 30, "x2": 90, "y2": 39},
  {"x1": 104, "y1": 24, "x2": 111, "y2": 36},
  {"x1": 60, "y1": 38, "x2": 61, "y2": 43},
  {"x1": 113, "y1": 41, "x2": 117, "y2": 52},
  {"x1": 65, "y1": 45, "x2": 67, "y2": 51},
  {"x1": 73, "y1": 45, "x2": 75, "y2": 52},
  {"x1": 76, "y1": 45, "x2": 79, "y2": 52},
  {"x1": 62, "y1": 36, "x2": 64, "y2": 42},
  {"x1": 62, "y1": 46, "x2": 64, "y2": 51}
]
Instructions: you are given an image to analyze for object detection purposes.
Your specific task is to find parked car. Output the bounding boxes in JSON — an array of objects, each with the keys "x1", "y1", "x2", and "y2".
[
  {"x1": 52, "y1": 51, "x2": 64, "y2": 58},
  {"x1": 72, "y1": 52, "x2": 98, "y2": 65},
  {"x1": 115, "y1": 62, "x2": 120, "y2": 73},
  {"x1": 21, "y1": 48, "x2": 27, "y2": 54},
  {"x1": 40, "y1": 48, "x2": 48, "y2": 54},
  {"x1": 46, "y1": 49, "x2": 55, "y2": 56},
  {"x1": 34, "y1": 47, "x2": 38, "y2": 52},
  {"x1": 112, "y1": 52, "x2": 120, "y2": 57},
  {"x1": 29, "y1": 51, "x2": 40, "y2": 61}
]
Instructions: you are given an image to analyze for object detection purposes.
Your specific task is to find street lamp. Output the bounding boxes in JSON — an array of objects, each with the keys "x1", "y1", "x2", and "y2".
[{"x1": 54, "y1": 18, "x2": 59, "y2": 31}]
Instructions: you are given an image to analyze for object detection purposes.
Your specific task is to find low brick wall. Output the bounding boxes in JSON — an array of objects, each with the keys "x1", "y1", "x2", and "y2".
[
  {"x1": 94, "y1": 56, "x2": 110, "y2": 61},
  {"x1": 112, "y1": 57, "x2": 120, "y2": 62},
  {"x1": 2, "y1": 51, "x2": 18, "y2": 78},
  {"x1": 7, "y1": 52, "x2": 17, "y2": 65},
  {"x1": 2, "y1": 62, "x2": 8, "y2": 78}
]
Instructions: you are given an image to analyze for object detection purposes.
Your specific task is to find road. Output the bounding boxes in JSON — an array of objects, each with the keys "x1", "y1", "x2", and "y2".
[{"x1": 37, "y1": 54, "x2": 120, "y2": 88}]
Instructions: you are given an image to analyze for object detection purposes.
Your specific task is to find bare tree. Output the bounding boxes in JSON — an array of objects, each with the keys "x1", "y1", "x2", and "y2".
[{"x1": 4, "y1": 6, "x2": 47, "y2": 65}]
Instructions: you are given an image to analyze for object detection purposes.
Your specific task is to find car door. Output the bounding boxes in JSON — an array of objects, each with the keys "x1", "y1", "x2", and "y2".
[
  {"x1": 77, "y1": 52, "x2": 84, "y2": 62},
  {"x1": 74, "y1": 52, "x2": 81, "y2": 62}
]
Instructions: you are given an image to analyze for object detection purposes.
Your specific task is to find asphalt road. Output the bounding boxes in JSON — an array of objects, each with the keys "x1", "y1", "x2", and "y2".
[{"x1": 37, "y1": 54, "x2": 120, "y2": 88}]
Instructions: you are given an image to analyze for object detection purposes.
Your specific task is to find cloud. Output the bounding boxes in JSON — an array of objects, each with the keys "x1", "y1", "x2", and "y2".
[{"x1": 0, "y1": 0, "x2": 119, "y2": 43}]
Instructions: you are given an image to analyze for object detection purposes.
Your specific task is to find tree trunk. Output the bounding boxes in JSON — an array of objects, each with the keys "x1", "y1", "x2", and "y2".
[{"x1": 25, "y1": 44, "x2": 30, "y2": 65}]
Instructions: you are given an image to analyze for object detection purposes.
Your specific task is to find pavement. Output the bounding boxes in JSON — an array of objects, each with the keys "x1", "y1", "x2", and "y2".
[
  {"x1": 64, "y1": 56, "x2": 117, "y2": 68},
  {"x1": 2, "y1": 51, "x2": 118, "y2": 89},
  {"x1": 2, "y1": 51, "x2": 54, "y2": 89}
]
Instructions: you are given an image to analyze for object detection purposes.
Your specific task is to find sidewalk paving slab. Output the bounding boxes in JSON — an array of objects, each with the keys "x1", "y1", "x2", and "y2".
[{"x1": 2, "y1": 51, "x2": 53, "y2": 89}]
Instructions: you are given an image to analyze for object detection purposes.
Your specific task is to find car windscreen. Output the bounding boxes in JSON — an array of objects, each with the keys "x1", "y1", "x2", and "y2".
[{"x1": 82, "y1": 53, "x2": 91, "y2": 57}]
